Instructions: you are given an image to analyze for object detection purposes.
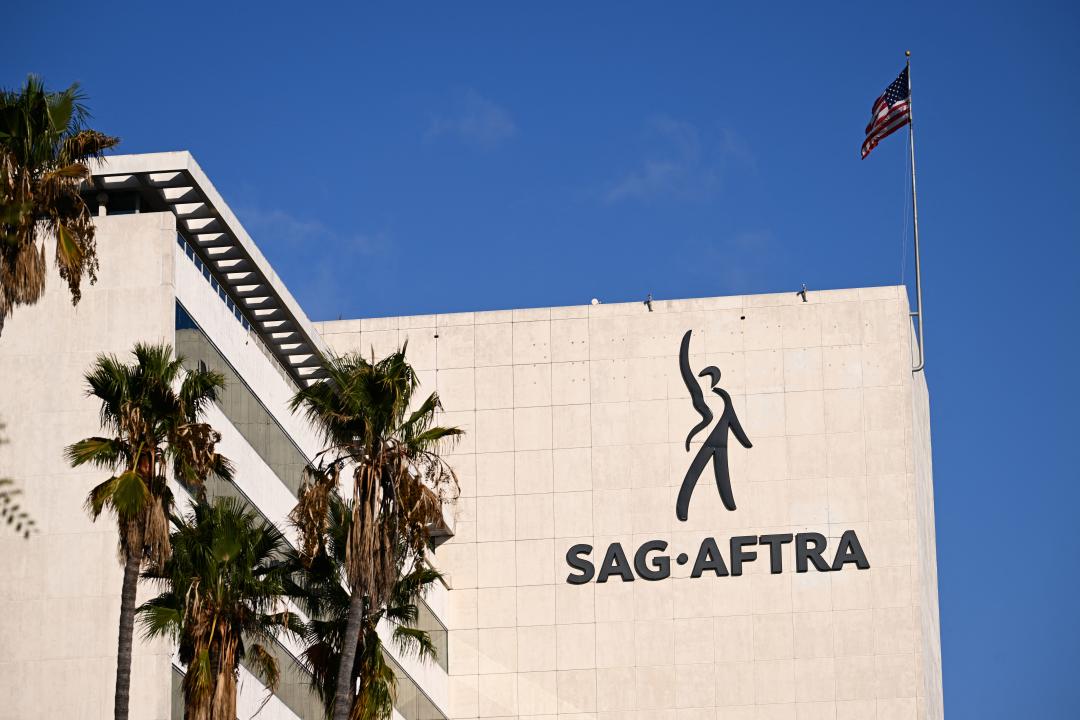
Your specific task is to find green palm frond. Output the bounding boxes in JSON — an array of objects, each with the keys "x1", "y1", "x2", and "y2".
[
  {"x1": 84, "y1": 476, "x2": 117, "y2": 520},
  {"x1": 261, "y1": 609, "x2": 306, "y2": 641},
  {"x1": 354, "y1": 635, "x2": 397, "y2": 720},
  {"x1": 136, "y1": 594, "x2": 183, "y2": 641},
  {"x1": 384, "y1": 600, "x2": 417, "y2": 626},
  {"x1": 386, "y1": 567, "x2": 442, "y2": 626},
  {"x1": 397, "y1": 391, "x2": 441, "y2": 442},
  {"x1": 244, "y1": 642, "x2": 280, "y2": 710},
  {"x1": 410, "y1": 424, "x2": 463, "y2": 447},
  {"x1": 109, "y1": 469, "x2": 150, "y2": 517},
  {"x1": 211, "y1": 452, "x2": 235, "y2": 483},
  {"x1": 65, "y1": 436, "x2": 128, "y2": 469},
  {"x1": 131, "y1": 343, "x2": 183, "y2": 387},
  {"x1": 177, "y1": 365, "x2": 226, "y2": 421},
  {"x1": 391, "y1": 626, "x2": 436, "y2": 661},
  {"x1": 82, "y1": 353, "x2": 132, "y2": 433},
  {"x1": 138, "y1": 496, "x2": 293, "y2": 718},
  {"x1": 84, "y1": 470, "x2": 149, "y2": 520}
]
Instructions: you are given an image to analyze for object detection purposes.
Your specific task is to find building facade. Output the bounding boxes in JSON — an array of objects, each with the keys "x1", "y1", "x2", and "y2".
[{"x1": 0, "y1": 152, "x2": 942, "y2": 719}]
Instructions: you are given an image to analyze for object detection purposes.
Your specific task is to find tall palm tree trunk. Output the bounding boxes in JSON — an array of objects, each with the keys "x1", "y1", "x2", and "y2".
[
  {"x1": 115, "y1": 551, "x2": 141, "y2": 720},
  {"x1": 333, "y1": 588, "x2": 367, "y2": 720}
]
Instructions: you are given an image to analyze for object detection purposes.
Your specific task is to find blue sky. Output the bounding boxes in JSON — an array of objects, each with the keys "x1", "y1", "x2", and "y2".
[{"x1": 6, "y1": 1, "x2": 1079, "y2": 716}]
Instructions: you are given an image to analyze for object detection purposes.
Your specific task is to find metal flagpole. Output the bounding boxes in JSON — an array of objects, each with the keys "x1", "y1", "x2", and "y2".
[{"x1": 906, "y1": 50, "x2": 925, "y2": 373}]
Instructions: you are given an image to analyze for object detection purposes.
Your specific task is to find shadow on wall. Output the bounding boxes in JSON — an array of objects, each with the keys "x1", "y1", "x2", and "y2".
[{"x1": 0, "y1": 420, "x2": 37, "y2": 539}]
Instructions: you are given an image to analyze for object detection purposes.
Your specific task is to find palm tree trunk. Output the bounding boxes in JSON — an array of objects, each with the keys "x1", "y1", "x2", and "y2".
[
  {"x1": 332, "y1": 589, "x2": 367, "y2": 720},
  {"x1": 114, "y1": 551, "x2": 141, "y2": 720}
]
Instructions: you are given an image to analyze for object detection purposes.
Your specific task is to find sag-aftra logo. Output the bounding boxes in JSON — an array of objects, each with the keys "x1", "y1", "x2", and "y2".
[
  {"x1": 564, "y1": 330, "x2": 870, "y2": 584},
  {"x1": 676, "y1": 328, "x2": 752, "y2": 519}
]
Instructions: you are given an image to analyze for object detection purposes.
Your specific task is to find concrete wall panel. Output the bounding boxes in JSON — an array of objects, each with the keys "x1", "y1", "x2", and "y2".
[
  {"x1": 0, "y1": 212, "x2": 178, "y2": 720},
  {"x1": 320, "y1": 286, "x2": 943, "y2": 720}
]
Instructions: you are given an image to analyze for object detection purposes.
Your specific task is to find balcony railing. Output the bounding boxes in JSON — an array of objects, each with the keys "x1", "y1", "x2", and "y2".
[{"x1": 177, "y1": 233, "x2": 252, "y2": 331}]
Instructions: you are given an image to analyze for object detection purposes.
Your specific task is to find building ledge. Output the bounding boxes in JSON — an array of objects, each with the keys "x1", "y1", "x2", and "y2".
[{"x1": 89, "y1": 151, "x2": 329, "y2": 387}]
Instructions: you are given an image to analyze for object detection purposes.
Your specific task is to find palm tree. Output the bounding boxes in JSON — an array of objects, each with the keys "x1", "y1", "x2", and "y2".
[
  {"x1": 287, "y1": 493, "x2": 442, "y2": 720},
  {"x1": 65, "y1": 342, "x2": 234, "y2": 720},
  {"x1": 139, "y1": 497, "x2": 301, "y2": 720},
  {"x1": 0, "y1": 75, "x2": 119, "y2": 335},
  {"x1": 289, "y1": 347, "x2": 460, "y2": 720}
]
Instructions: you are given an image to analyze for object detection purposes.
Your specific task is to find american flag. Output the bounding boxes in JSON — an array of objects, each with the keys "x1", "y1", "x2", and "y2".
[{"x1": 861, "y1": 66, "x2": 911, "y2": 159}]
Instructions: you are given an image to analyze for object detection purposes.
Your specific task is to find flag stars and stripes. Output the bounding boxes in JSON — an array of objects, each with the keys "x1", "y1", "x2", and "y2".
[{"x1": 861, "y1": 66, "x2": 911, "y2": 159}]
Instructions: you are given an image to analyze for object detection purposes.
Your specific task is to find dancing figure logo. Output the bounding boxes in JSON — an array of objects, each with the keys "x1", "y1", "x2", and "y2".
[{"x1": 676, "y1": 329, "x2": 752, "y2": 521}]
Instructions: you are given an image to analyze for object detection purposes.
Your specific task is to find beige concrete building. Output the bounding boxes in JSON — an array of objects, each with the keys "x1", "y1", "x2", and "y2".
[
  {"x1": 318, "y1": 285, "x2": 943, "y2": 720},
  {"x1": 0, "y1": 152, "x2": 942, "y2": 719}
]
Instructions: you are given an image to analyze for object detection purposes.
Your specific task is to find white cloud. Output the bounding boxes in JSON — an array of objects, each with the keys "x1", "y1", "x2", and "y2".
[
  {"x1": 604, "y1": 116, "x2": 755, "y2": 204},
  {"x1": 425, "y1": 89, "x2": 517, "y2": 149},
  {"x1": 238, "y1": 207, "x2": 387, "y2": 257},
  {"x1": 677, "y1": 228, "x2": 786, "y2": 294},
  {"x1": 235, "y1": 205, "x2": 394, "y2": 319}
]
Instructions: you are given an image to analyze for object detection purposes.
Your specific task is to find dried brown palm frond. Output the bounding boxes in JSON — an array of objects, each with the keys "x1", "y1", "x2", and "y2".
[
  {"x1": 291, "y1": 461, "x2": 341, "y2": 565},
  {"x1": 0, "y1": 76, "x2": 118, "y2": 334},
  {"x1": 283, "y1": 493, "x2": 443, "y2": 720},
  {"x1": 170, "y1": 422, "x2": 232, "y2": 498}
]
